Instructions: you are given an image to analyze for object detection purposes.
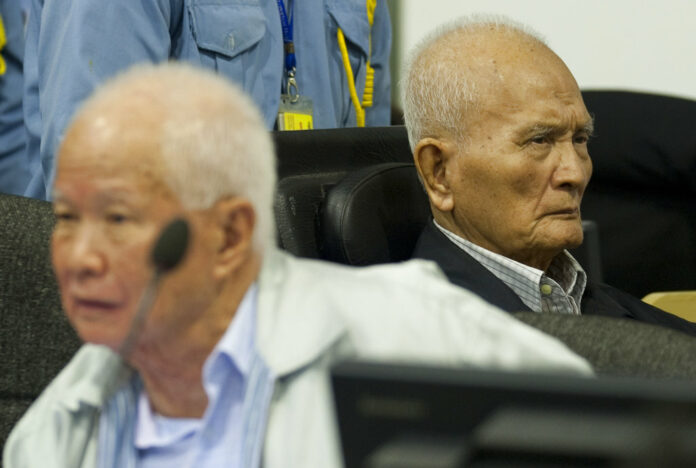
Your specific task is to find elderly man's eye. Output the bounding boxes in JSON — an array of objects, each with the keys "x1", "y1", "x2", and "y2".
[
  {"x1": 106, "y1": 213, "x2": 129, "y2": 224},
  {"x1": 54, "y1": 211, "x2": 77, "y2": 223},
  {"x1": 529, "y1": 135, "x2": 549, "y2": 145},
  {"x1": 573, "y1": 133, "x2": 590, "y2": 145}
]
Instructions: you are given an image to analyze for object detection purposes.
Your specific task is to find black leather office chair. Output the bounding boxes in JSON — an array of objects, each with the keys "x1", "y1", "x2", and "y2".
[
  {"x1": 581, "y1": 90, "x2": 696, "y2": 297},
  {"x1": 273, "y1": 126, "x2": 412, "y2": 259}
]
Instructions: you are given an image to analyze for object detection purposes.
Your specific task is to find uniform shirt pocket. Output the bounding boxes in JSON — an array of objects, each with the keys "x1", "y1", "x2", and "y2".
[
  {"x1": 189, "y1": 0, "x2": 266, "y2": 59},
  {"x1": 326, "y1": 0, "x2": 370, "y2": 59}
]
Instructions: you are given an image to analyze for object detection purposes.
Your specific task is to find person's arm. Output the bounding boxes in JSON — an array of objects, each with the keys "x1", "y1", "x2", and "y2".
[
  {"x1": 364, "y1": 0, "x2": 391, "y2": 127},
  {"x1": 24, "y1": 0, "x2": 183, "y2": 198}
]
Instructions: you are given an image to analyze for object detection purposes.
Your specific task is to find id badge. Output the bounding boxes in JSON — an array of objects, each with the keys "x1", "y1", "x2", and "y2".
[{"x1": 277, "y1": 94, "x2": 314, "y2": 131}]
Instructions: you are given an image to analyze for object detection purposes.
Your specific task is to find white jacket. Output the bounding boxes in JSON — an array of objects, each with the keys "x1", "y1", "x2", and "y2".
[{"x1": 4, "y1": 251, "x2": 592, "y2": 468}]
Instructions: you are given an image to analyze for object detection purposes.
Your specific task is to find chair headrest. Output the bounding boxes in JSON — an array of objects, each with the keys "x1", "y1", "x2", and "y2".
[
  {"x1": 320, "y1": 163, "x2": 431, "y2": 265},
  {"x1": 581, "y1": 90, "x2": 696, "y2": 192}
]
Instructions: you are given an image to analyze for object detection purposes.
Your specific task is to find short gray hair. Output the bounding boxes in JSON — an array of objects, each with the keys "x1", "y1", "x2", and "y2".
[
  {"x1": 76, "y1": 62, "x2": 276, "y2": 251},
  {"x1": 401, "y1": 15, "x2": 546, "y2": 150}
]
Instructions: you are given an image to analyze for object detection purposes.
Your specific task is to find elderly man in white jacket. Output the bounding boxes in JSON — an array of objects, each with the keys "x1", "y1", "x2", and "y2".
[{"x1": 4, "y1": 62, "x2": 591, "y2": 468}]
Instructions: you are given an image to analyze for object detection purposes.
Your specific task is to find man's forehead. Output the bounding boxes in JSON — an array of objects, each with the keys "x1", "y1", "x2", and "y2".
[
  {"x1": 56, "y1": 116, "x2": 173, "y2": 202},
  {"x1": 516, "y1": 89, "x2": 591, "y2": 121},
  {"x1": 471, "y1": 55, "x2": 588, "y2": 123},
  {"x1": 58, "y1": 146, "x2": 161, "y2": 174},
  {"x1": 60, "y1": 103, "x2": 165, "y2": 166},
  {"x1": 52, "y1": 164, "x2": 178, "y2": 212}
]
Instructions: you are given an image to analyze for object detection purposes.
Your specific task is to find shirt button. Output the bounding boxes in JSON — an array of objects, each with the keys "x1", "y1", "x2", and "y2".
[
  {"x1": 226, "y1": 33, "x2": 236, "y2": 50},
  {"x1": 540, "y1": 284, "x2": 553, "y2": 295}
]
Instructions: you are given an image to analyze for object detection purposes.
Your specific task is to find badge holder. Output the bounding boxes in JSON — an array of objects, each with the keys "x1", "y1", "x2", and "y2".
[{"x1": 278, "y1": 70, "x2": 314, "y2": 130}]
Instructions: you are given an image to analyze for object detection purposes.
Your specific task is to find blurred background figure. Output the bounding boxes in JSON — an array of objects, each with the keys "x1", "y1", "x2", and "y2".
[
  {"x1": 403, "y1": 16, "x2": 696, "y2": 336},
  {"x1": 0, "y1": 0, "x2": 30, "y2": 196},
  {"x1": 22, "y1": 0, "x2": 392, "y2": 200}
]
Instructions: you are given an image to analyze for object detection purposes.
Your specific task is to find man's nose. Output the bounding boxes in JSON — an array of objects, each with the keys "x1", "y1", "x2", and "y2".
[
  {"x1": 65, "y1": 226, "x2": 107, "y2": 278},
  {"x1": 552, "y1": 142, "x2": 591, "y2": 192}
]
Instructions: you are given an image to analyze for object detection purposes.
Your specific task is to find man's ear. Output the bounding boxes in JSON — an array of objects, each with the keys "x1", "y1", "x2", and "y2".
[
  {"x1": 413, "y1": 138, "x2": 456, "y2": 212},
  {"x1": 211, "y1": 197, "x2": 256, "y2": 279}
]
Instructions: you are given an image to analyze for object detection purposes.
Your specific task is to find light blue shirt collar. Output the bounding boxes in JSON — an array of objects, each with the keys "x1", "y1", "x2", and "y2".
[{"x1": 134, "y1": 283, "x2": 259, "y2": 449}]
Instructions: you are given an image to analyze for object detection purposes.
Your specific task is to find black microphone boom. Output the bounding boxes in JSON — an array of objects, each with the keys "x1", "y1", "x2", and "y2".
[{"x1": 118, "y1": 218, "x2": 190, "y2": 358}]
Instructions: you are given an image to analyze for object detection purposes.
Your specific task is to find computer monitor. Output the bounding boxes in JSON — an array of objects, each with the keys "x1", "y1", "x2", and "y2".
[{"x1": 331, "y1": 360, "x2": 696, "y2": 468}]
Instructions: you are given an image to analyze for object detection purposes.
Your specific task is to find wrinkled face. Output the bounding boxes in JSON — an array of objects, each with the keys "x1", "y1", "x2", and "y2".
[
  {"x1": 51, "y1": 117, "x2": 218, "y2": 351},
  {"x1": 445, "y1": 57, "x2": 593, "y2": 269}
]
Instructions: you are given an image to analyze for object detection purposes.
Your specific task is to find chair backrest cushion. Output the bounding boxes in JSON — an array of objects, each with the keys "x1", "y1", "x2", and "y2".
[
  {"x1": 320, "y1": 163, "x2": 431, "y2": 265},
  {"x1": 513, "y1": 311, "x2": 696, "y2": 380},
  {"x1": 0, "y1": 193, "x2": 81, "y2": 451}
]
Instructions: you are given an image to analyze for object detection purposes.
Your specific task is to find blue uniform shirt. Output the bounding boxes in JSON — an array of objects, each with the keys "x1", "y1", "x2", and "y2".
[
  {"x1": 22, "y1": 0, "x2": 392, "y2": 199},
  {"x1": 0, "y1": 0, "x2": 30, "y2": 195}
]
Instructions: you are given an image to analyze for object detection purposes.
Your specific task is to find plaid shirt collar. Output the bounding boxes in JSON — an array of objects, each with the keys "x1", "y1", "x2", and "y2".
[{"x1": 434, "y1": 221, "x2": 587, "y2": 314}]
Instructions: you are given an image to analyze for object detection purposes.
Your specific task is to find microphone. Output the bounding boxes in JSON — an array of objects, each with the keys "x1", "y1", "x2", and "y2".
[
  {"x1": 118, "y1": 218, "x2": 190, "y2": 358},
  {"x1": 151, "y1": 218, "x2": 190, "y2": 272}
]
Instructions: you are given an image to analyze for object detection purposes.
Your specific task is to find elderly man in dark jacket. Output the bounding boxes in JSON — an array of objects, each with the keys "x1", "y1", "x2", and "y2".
[{"x1": 403, "y1": 16, "x2": 696, "y2": 337}]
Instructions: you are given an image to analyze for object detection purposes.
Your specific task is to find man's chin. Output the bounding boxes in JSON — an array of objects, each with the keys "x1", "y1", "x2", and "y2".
[
  {"x1": 529, "y1": 232, "x2": 584, "y2": 262},
  {"x1": 563, "y1": 235, "x2": 584, "y2": 251},
  {"x1": 73, "y1": 325, "x2": 127, "y2": 352},
  {"x1": 545, "y1": 220, "x2": 584, "y2": 251}
]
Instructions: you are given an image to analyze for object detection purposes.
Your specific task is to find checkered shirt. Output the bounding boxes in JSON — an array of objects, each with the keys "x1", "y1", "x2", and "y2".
[{"x1": 434, "y1": 221, "x2": 587, "y2": 315}]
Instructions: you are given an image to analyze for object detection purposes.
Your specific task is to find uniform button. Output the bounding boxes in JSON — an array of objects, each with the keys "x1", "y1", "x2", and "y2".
[
  {"x1": 226, "y1": 33, "x2": 235, "y2": 50},
  {"x1": 540, "y1": 284, "x2": 553, "y2": 295}
]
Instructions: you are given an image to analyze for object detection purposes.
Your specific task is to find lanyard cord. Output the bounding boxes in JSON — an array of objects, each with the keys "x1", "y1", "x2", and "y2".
[
  {"x1": 276, "y1": 0, "x2": 295, "y2": 72},
  {"x1": 0, "y1": 14, "x2": 7, "y2": 75},
  {"x1": 277, "y1": 0, "x2": 300, "y2": 101},
  {"x1": 337, "y1": 0, "x2": 377, "y2": 127}
]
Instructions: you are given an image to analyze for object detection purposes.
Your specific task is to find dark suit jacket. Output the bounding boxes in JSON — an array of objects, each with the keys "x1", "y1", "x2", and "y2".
[{"x1": 412, "y1": 221, "x2": 696, "y2": 337}]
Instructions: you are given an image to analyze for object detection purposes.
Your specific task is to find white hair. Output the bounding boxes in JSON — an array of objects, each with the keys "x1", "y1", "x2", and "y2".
[
  {"x1": 76, "y1": 62, "x2": 276, "y2": 251},
  {"x1": 401, "y1": 14, "x2": 547, "y2": 150}
]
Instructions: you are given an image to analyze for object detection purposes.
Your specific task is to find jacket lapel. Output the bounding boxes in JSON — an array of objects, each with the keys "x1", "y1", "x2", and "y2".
[
  {"x1": 255, "y1": 250, "x2": 349, "y2": 378},
  {"x1": 412, "y1": 221, "x2": 531, "y2": 313}
]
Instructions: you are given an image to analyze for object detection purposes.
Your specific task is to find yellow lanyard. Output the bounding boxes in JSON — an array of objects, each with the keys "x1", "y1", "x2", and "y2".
[
  {"x1": 336, "y1": 0, "x2": 376, "y2": 127},
  {"x1": 0, "y1": 14, "x2": 7, "y2": 75}
]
